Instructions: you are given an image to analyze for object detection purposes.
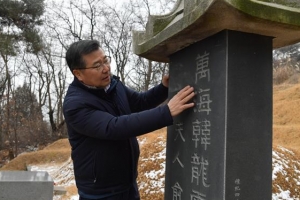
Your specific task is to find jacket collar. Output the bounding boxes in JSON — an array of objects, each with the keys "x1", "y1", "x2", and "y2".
[{"x1": 72, "y1": 75, "x2": 119, "y2": 94}]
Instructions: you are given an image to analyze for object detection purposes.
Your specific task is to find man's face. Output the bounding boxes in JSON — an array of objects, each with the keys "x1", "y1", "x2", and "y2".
[{"x1": 73, "y1": 49, "x2": 111, "y2": 88}]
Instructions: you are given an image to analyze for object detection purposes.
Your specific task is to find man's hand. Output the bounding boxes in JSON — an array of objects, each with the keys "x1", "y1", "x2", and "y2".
[
  {"x1": 162, "y1": 75, "x2": 169, "y2": 88},
  {"x1": 167, "y1": 85, "x2": 195, "y2": 117}
]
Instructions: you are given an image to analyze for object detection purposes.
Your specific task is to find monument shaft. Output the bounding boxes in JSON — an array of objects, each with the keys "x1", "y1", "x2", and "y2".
[{"x1": 165, "y1": 30, "x2": 273, "y2": 200}]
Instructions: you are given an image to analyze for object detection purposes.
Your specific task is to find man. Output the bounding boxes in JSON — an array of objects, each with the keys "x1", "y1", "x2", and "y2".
[{"x1": 63, "y1": 40, "x2": 195, "y2": 200}]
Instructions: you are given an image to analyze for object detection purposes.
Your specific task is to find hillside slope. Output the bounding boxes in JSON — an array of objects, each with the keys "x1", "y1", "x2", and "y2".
[{"x1": 273, "y1": 83, "x2": 300, "y2": 154}]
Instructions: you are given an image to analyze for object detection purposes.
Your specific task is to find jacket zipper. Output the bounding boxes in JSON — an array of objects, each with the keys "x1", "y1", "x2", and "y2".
[{"x1": 93, "y1": 151, "x2": 97, "y2": 183}]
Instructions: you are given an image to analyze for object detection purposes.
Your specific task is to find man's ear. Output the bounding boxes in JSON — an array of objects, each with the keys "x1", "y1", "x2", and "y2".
[{"x1": 73, "y1": 69, "x2": 83, "y2": 81}]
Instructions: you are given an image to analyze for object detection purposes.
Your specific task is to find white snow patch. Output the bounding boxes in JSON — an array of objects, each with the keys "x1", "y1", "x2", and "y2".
[{"x1": 28, "y1": 145, "x2": 300, "y2": 200}]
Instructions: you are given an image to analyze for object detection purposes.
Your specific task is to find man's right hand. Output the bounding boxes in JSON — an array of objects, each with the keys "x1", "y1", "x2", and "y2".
[{"x1": 167, "y1": 85, "x2": 195, "y2": 117}]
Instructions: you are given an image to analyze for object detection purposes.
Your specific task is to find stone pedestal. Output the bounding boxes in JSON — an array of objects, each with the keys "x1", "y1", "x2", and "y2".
[
  {"x1": 165, "y1": 29, "x2": 273, "y2": 200},
  {"x1": 0, "y1": 171, "x2": 54, "y2": 200}
]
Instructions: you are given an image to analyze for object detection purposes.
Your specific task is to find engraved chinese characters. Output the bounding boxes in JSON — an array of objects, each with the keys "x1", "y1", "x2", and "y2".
[
  {"x1": 165, "y1": 30, "x2": 272, "y2": 200},
  {"x1": 166, "y1": 40, "x2": 223, "y2": 199}
]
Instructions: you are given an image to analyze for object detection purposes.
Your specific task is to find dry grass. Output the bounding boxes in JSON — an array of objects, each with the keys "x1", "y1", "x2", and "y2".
[
  {"x1": 272, "y1": 146, "x2": 300, "y2": 198},
  {"x1": 64, "y1": 185, "x2": 78, "y2": 198},
  {"x1": 273, "y1": 65, "x2": 299, "y2": 85},
  {"x1": 272, "y1": 80, "x2": 300, "y2": 199},
  {"x1": 0, "y1": 139, "x2": 71, "y2": 171},
  {"x1": 137, "y1": 128, "x2": 167, "y2": 200},
  {"x1": 273, "y1": 83, "x2": 300, "y2": 154}
]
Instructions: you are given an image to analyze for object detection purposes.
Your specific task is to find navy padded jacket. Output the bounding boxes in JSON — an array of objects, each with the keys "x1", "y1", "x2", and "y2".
[{"x1": 63, "y1": 76, "x2": 173, "y2": 196}]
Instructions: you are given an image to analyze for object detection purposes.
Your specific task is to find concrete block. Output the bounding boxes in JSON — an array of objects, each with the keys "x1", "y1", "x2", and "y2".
[{"x1": 0, "y1": 171, "x2": 54, "y2": 200}]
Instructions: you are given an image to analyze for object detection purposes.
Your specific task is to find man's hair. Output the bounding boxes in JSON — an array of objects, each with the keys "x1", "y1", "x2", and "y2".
[{"x1": 65, "y1": 40, "x2": 100, "y2": 72}]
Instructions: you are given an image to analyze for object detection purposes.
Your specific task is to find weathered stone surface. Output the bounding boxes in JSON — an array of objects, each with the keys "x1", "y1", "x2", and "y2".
[
  {"x1": 133, "y1": 0, "x2": 300, "y2": 62},
  {"x1": 164, "y1": 30, "x2": 273, "y2": 200},
  {"x1": 0, "y1": 171, "x2": 54, "y2": 200}
]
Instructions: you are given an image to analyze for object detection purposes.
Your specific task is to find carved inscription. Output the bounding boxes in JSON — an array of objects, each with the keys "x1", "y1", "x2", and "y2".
[
  {"x1": 171, "y1": 51, "x2": 213, "y2": 199},
  {"x1": 194, "y1": 88, "x2": 212, "y2": 114},
  {"x1": 234, "y1": 179, "x2": 241, "y2": 200},
  {"x1": 191, "y1": 51, "x2": 212, "y2": 198},
  {"x1": 172, "y1": 182, "x2": 183, "y2": 200},
  {"x1": 175, "y1": 122, "x2": 185, "y2": 142},
  {"x1": 195, "y1": 51, "x2": 210, "y2": 83}
]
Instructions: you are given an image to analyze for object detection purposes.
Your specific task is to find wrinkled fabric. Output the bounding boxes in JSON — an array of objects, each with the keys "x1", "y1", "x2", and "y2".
[{"x1": 63, "y1": 76, "x2": 173, "y2": 198}]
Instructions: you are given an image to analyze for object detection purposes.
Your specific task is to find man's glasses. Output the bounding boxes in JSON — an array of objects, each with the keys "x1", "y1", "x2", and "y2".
[{"x1": 77, "y1": 56, "x2": 111, "y2": 71}]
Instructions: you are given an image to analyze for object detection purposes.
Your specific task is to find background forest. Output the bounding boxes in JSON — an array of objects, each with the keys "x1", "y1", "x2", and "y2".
[
  {"x1": 0, "y1": 0, "x2": 176, "y2": 162},
  {"x1": 0, "y1": 0, "x2": 300, "y2": 166}
]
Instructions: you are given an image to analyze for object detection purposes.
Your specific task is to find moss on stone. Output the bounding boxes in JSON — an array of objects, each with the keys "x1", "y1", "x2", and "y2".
[
  {"x1": 153, "y1": 17, "x2": 176, "y2": 36},
  {"x1": 132, "y1": 0, "x2": 300, "y2": 60},
  {"x1": 227, "y1": 0, "x2": 300, "y2": 26},
  {"x1": 152, "y1": 10, "x2": 184, "y2": 36},
  {"x1": 258, "y1": 0, "x2": 300, "y2": 8}
]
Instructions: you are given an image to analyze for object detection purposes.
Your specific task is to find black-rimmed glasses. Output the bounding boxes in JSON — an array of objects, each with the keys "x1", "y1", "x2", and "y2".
[{"x1": 76, "y1": 56, "x2": 111, "y2": 71}]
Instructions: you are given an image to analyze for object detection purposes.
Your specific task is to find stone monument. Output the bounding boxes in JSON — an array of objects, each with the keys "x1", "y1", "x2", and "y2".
[
  {"x1": 132, "y1": 0, "x2": 300, "y2": 200},
  {"x1": 0, "y1": 171, "x2": 54, "y2": 200}
]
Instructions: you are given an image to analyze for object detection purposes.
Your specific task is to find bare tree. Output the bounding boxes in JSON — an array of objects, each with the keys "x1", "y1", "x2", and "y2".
[
  {"x1": 97, "y1": 2, "x2": 134, "y2": 84},
  {"x1": 0, "y1": 0, "x2": 45, "y2": 155},
  {"x1": 126, "y1": 0, "x2": 175, "y2": 91},
  {"x1": 128, "y1": 57, "x2": 169, "y2": 91},
  {"x1": 0, "y1": 46, "x2": 14, "y2": 154},
  {"x1": 45, "y1": 0, "x2": 102, "y2": 47},
  {"x1": 22, "y1": 42, "x2": 67, "y2": 139},
  {"x1": 45, "y1": 0, "x2": 135, "y2": 84},
  {"x1": 0, "y1": 83, "x2": 49, "y2": 157}
]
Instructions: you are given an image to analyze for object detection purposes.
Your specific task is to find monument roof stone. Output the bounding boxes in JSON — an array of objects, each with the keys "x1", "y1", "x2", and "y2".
[{"x1": 132, "y1": 0, "x2": 300, "y2": 62}]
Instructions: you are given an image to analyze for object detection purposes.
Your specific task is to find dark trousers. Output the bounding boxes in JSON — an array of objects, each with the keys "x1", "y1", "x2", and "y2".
[{"x1": 79, "y1": 182, "x2": 140, "y2": 200}]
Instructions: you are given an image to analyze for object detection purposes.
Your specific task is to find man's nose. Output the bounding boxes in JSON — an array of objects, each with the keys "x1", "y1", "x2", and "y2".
[{"x1": 102, "y1": 64, "x2": 110, "y2": 72}]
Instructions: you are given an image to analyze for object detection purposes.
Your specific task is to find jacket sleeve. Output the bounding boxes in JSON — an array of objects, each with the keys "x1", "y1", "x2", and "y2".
[
  {"x1": 64, "y1": 99, "x2": 173, "y2": 140},
  {"x1": 124, "y1": 83, "x2": 169, "y2": 112}
]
